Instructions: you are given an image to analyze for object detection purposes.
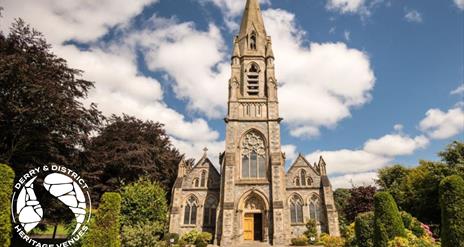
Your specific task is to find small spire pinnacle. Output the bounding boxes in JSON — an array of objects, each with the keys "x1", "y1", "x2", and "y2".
[{"x1": 203, "y1": 147, "x2": 208, "y2": 156}]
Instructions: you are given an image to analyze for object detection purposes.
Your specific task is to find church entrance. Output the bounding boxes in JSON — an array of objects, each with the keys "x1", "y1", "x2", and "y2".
[{"x1": 243, "y1": 213, "x2": 263, "y2": 241}]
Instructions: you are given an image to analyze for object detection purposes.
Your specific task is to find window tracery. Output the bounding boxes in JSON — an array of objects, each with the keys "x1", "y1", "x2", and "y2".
[
  {"x1": 290, "y1": 194, "x2": 304, "y2": 224},
  {"x1": 241, "y1": 131, "x2": 266, "y2": 178},
  {"x1": 184, "y1": 196, "x2": 198, "y2": 225}
]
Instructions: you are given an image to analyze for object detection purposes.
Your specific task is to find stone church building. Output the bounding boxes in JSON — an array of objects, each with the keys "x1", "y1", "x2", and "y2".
[{"x1": 169, "y1": 0, "x2": 340, "y2": 245}]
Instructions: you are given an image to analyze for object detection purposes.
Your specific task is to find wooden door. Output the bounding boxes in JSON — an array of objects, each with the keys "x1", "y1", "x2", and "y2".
[{"x1": 244, "y1": 213, "x2": 254, "y2": 240}]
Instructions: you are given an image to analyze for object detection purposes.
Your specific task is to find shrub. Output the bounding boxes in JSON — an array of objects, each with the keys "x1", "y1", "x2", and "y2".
[
  {"x1": 354, "y1": 211, "x2": 374, "y2": 247},
  {"x1": 195, "y1": 232, "x2": 212, "y2": 247},
  {"x1": 163, "y1": 233, "x2": 180, "y2": 244},
  {"x1": 83, "y1": 192, "x2": 121, "y2": 247},
  {"x1": 373, "y1": 192, "x2": 405, "y2": 247},
  {"x1": 290, "y1": 235, "x2": 308, "y2": 246},
  {"x1": 400, "y1": 211, "x2": 425, "y2": 237},
  {"x1": 0, "y1": 164, "x2": 14, "y2": 247},
  {"x1": 180, "y1": 230, "x2": 212, "y2": 247},
  {"x1": 387, "y1": 229, "x2": 438, "y2": 247},
  {"x1": 303, "y1": 219, "x2": 317, "y2": 243},
  {"x1": 121, "y1": 221, "x2": 164, "y2": 247},
  {"x1": 319, "y1": 233, "x2": 345, "y2": 247},
  {"x1": 439, "y1": 175, "x2": 464, "y2": 247},
  {"x1": 344, "y1": 223, "x2": 356, "y2": 247},
  {"x1": 120, "y1": 177, "x2": 168, "y2": 226}
]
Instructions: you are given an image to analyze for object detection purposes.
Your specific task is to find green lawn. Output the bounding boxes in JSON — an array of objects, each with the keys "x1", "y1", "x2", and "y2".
[{"x1": 30, "y1": 224, "x2": 70, "y2": 238}]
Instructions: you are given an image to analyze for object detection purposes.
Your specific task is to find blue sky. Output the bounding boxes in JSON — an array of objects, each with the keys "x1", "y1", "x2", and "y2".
[{"x1": 1, "y1": 0, "x2": 463, "y2": 187}]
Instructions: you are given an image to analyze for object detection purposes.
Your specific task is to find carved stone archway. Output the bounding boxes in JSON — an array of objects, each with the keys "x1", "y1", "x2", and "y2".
[{"x1": 237, "y1": 189, "x2": 270, "y2": 243}]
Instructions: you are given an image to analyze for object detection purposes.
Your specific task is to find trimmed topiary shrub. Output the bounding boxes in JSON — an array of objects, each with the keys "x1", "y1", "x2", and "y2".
[
  {"x1": 319, "y1": 233, "x2": 345, "y2": 247},
  {"x1": 0, "y1": 164, "x2": 14, "y2": 247},
  {"x1": 373, "y1": 192, "x2": 405, "y2": 247},
  {"x1": 290, "y1": 235, "x2": 308, "y2": 246},
  {"x1": 355, "y1": 211, "x2": 374, "y2": 247},
  {"x1": 83, "y1": 192, "x2": 122, "y2": 247},
  {"x1": 303, "y1": 219, "x2": 317, "y2": 243},
  {"x1": 180, "y1": 230, "x2": 212, "y2": 247},
  {"x1": 400, "y1": 211, "x2": 425, "y2": 237},
  {"x1": 195, "y1": 232, "x2": 212, "y2": 247},
  {"x1": 439, "y1": 175, "x2": 464, "y2": 247}
]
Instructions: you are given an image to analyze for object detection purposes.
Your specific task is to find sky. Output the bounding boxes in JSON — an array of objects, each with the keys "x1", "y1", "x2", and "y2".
[{"x1": 0, "y1": 0, "x2": 463, "y2": 188}]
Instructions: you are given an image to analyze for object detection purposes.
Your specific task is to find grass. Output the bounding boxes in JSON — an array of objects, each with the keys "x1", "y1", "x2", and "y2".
[{"x1": 30, "y1": 223, "x2": 71, "y2": 238}]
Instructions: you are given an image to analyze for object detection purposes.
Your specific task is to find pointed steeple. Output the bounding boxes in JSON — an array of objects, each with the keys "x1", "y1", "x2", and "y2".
[{"x1": 239, "y1": 0, "x2": 267, "y2": 38}]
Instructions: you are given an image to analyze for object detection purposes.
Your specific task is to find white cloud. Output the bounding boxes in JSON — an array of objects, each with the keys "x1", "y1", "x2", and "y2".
[
  {"x1": 404, "y1": 9, "x2": 423, "y2": 23},
  {"x1": 171, "y1": 138, "x2": 225, "y2": 168},
  {"x1": 451, "y1": 84, "x2": 464, "y2": 95},
  {"x1": 364, "y1": 134, "x2": 429, "y2": 156},
  {"x1": 282, "y1": 144, "x2": 298, "y2": 164},
  {"x1": 326, "y1": 0, "x2": 366, "y2": 14},
  {"x1": 344, "y1": 30, "x2": 351, "y2": 41},
  {"x1": 127, "y1": 17, "x2": 229, "y2": 118},
  {"x1": 306, "y1": 149, "x2": 391, "y2": 175},
  {"x1": 263, "y1": 9, "x2": 375, "y2": 138},
  {"x1": 330, "y1": 172, "x2": 377, "y2": 189},
  {"x1": 393, "y1": 124, "x2": 404, "y2": 132},
  {"x1": 454, "y1": 0, "x2": 464, "y2": 10},
  {"x1": 0, "y1": 0, "x2": 224, "y2": 160},
  {"x1": 419, "y1": 107, "x2": 464, "y2": 139},
  {"x1": 0, "y1": 0, "x2": 158, "y2": 45}
]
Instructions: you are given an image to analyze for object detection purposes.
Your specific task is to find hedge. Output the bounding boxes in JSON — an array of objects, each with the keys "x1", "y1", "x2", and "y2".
[
  {"x1": 439, "y1": 175, "x2": 464, "y2": 247},
  {"x1": 0, "y1": 164, "x2": 15, "y2": 247},
  {"x1": 373, "y1": 192, "x2": 405, "y2": 247},
  {"x1": 83, "y1": 192, "x2": 122, "y2": 247},
  {"x1": 354, "y1": 211, "x2": 374, "y2": 247}
]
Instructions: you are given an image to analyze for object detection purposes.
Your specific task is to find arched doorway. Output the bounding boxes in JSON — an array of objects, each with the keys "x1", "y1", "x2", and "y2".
[{"x1": 238, "y1": 191, "x2": 269, "y2": 243}]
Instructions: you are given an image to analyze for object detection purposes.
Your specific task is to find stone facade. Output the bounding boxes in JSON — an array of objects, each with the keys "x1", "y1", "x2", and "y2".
[{"x1": 168, "y1": 0, "x2": 340, "y2": 245}]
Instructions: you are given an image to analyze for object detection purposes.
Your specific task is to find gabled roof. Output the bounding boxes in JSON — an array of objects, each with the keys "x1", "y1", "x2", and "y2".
[
  {"x1": 189, "y1": 152, "x2": 220, "y2": 176},
  {"x1": 286, "y1": 154, "x2": 320, "y2": 175}
]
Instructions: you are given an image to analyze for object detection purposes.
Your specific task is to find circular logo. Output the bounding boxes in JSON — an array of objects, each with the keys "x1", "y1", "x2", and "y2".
[{"x1": 11, "y1": 164, "x2": 92, "y2": 246}]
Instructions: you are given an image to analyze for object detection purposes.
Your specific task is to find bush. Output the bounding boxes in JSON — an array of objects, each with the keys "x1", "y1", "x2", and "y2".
[
  {"x1": 439, "y1": 175, "x2": 464, "y2": 247},
  {"x1": 290, "y1": 236, "x2": 308, "y2": 246},
  {"x1": 120, "y1": 177, "x2": 168, "y2": 226},
  {"x1": 83, "y1": 192, "x2": 121, "y2": 247},
  {"x1": 319, "y1": 233, "x2": 345, "y2": 247},
  {"x1": 387, "y1": 229, "x2": 438, "y2": 247},
  {"x1": 373, "y1": 192, "x2": 405, "y2": 246},
  {"x1": 122, "y1": 221, "x2": 164, "y2": 247},
  {"x1": 303, "y1": 219, "x2": 317, "y2": 243},
  {"x1": 344, "y1": 223, "x2": 356, "y2": 247},
  {"x1": 0, "y1": 164, "x2": 14, "y2": 247},
  {"x1": 163, "y1": 233, "x2": 180, "y2": 244},
  {"x1": 180, "y1": 230, "x2": 212, "y2": 247},
  {"x1": 354, "y1": 212, "x2": 374, "y2": 247},
  {"x1": 400, "y1": 211, "x2": 425, "y2": 237}
]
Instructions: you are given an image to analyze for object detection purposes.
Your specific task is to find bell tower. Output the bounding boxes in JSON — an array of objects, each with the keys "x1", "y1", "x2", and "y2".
[{"x1": 218, "y1": 0, "x2": 287, "y2": 245}]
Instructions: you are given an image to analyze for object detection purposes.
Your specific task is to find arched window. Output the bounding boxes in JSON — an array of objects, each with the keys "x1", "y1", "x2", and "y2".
[
  {"x1": 300, "y1": 170, "x2": 307, "y2": 186},
  {"x1": 203, "y1": 197, "x2": 217, "y2": 227},
  {"x1": 241, "y1": 131, "x2": 266, "y2": 178},
  {"x1": 200, "y1": 170, "x2": 207, "y2": 187},
  {"x1": 294, "y1": 177, "x2": 300, "y2": 186},
  {"x1": 290, "y1": 194, "x2": 304, "y2": 224},
  {"x1": 183, "y1": 196, "x2": 198, "y2": 225},
  {"x1": 250, "y1": 32, "x2": 257, "y2": 50},
  {"x1": 247, "y1": 63, "x2": 259, "y2": 96},
  {"x1": 309, "y1": 195, "x2": 320, "y2": 221},
  {"x1": 193, "y1": 178, "x2": 199, "y2": 188}
]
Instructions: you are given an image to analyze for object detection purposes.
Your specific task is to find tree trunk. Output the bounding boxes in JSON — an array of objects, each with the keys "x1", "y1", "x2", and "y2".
[{"x1": 52, "y1": 224, "x2": 58, "y2": 239}]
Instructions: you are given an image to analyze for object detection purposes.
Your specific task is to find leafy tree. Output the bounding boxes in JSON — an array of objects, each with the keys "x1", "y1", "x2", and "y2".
[
  {"x1": 373, "y1": 192, "x2": 405, "y2": 246},
  {"x1": 345, "y1": 186, "x2": 376, "y2": 222},
  {"x1": 438, "y1": 141, "x2": 464, "y2": 167},
  {"x1": 120, "y1": 177, "x2": 168, "y2": 226},
  {"x1": 0, "y1": 164, "x2": 14, "y2": 247},
  {"x1": 439, "y1": 175, "x2": 464, "y2": 247},
  {"x1": 82, "y1": 115, "x2": 182, "y2": 200},
  {"x1": 83, "y1": 192, "x2": 121, "y2": 247},
  {"x1": 376, "y1": 165, "x2": 410, "y2": 209},
  {"x1": 0, "y1": 19, "x2": 102, "y2": 175},
  {"x1": 354, "y1": 212, "x2": 374, "y2": 247}
]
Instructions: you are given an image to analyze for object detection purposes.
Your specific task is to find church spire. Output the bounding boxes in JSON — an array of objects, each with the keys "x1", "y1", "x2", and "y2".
[{"x1": 239, "y1": 0, "x2": 267, "y2": 38}]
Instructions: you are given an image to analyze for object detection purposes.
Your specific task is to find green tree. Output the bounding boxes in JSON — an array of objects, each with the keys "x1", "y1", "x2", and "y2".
[
  {"x1": 438, "y1": 141, "x2": 464, "y2": 167},
  {"x1": 120, "y1": 177, "x2": 168, "y2": 246},
  {"x1": 354, "y1": 212, "x2": 374, "y2": 247},
  {"x1": 83, "y1": 192, "x2": 121, "y2": 247},
  {"x1": 373, "y1": 192, "x2": 405, "y2": 246},
  {"x1": 82, "y1": 115, "x2": 182, "y2": 201},
  {"x1": 439, "y1": 175, "x2": 464, "y2": 247},
  {"x1": 376, "y1": 165, "x2": 410, "y2": 209},
  {"x1": 0, "y1": 19, "x2": 102, "y2": 175},
  {"x1": 304, "y1": 219, "x2": 318, "y2": 243},
  {"x1": 0, "y1": 164, "x2": 14, "y2": 247}
]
